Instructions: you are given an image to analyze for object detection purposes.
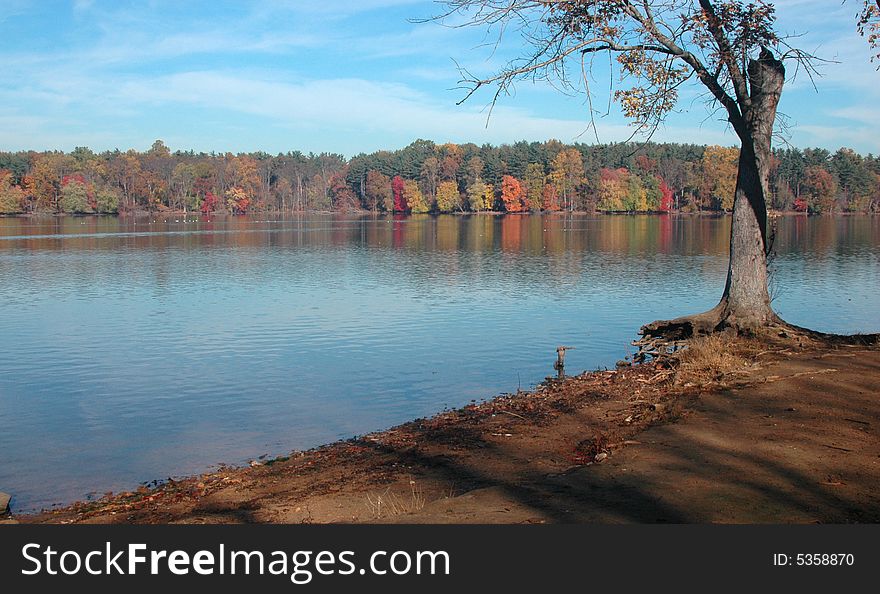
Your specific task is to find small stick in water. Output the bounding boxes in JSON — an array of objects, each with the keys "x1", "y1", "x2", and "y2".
[{"x1": 555, "y1": 346, "x2": 575, "y2": 371}]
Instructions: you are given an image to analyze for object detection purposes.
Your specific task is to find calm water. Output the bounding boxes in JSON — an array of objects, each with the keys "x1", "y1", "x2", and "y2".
[{"x1": 0, "y1": 214, "x2": 877, "y2": 512}]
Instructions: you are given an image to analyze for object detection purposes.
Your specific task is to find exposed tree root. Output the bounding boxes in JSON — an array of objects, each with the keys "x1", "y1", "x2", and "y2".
[{"x1": 633, "y1": 302, "x2": 878, "y2": 364}]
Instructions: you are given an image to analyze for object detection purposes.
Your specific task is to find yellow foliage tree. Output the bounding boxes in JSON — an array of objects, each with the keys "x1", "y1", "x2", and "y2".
[
  {"x1": 550, "y1": 148, "x2": 584, "y2": 211},
  {"x1": 225, "y1": 186, "x2": 251, "y2": 214},
  {"x1": 701, "y1": 146, "x2": 739, "y2": 211},
  {"x1": 0, "y1": 172, "x2": 25, "y2": 214},
  {"x1": 435, "y1": 180, "x2": 461, "y2": 212},
  {"x1": 597, "y1": 168, "x2": 629, "y2": 211},
  {"x1": 467, "y1": 180, "x2": 493, "y2": 211},
  {"x1": 404, "y1": 179, "x2": 429, "y2": 213},
  {"x1": 31, "y1": 153, "x2": 74, "y2": 212},
  {"x1": 627, "y1": 175, "x2": 648, "y2": 211},
  {"x1": 523, "y1": 163, "x2": 545, "y2": 211},
  {"x1": 225, "y1": 155, "x2": 261, "y2": 198}
]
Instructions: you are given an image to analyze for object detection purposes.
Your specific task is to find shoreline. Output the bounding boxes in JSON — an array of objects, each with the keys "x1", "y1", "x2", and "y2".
[
  {"x1": 4, "y1": 210, "x2": 875, "y2": 220},
  {"x1": 8, "y1": 333, "x2": 879, "y2": 525}
]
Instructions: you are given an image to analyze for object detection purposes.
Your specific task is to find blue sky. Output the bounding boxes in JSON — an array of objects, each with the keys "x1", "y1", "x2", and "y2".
[{"x1": 0, "y1": 0, "x2": 877, "y2": 156}]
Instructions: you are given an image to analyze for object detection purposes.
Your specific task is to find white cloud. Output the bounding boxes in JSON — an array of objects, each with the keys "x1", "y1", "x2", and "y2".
[
  {"x1": 829, "y1": 106, "x2": 880, "y2": 126},
  {"x1": 0, "y1": 0, "x2": 29, "y2": 24},
  {"x1": 1, "y1": 0, "x2": 878, "y2": 155},
  {"x1": 111, "y1": 70, "x2": 622, "y2": 142},
  {"x1": 73, "y1": 0, "x2": 95, "y2": 12},
  {"x1": 795, "y1": 124, "x2": 880, "y2": 150}
]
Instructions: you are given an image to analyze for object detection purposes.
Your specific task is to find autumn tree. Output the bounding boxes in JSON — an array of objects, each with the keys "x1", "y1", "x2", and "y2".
[
  {"x1": 542, "y1": 183, "x2": 561, "y2": 211},
  {"x1": 31, "y1": 152, "x2": 74, "y2": 212},
  {"x1": 225, "y1": 156, "x2": 261, "y2": 205},
  {"x1": 143, "y1": 140, "x2": 174, "y2": 209},
  {"x1": 420, "y1": 156, "x2": 441, "y2": 203},
  {"x1": 550, "y1": 148, "x2": 584, "y2": 211},
  {"x1": 404, "y1": 179, "x2": 430, "y2": 213},
  {"x1": 466, "y1": 155, "x2": 485, "y2": 186},
  {"x1": 171, "y1": 163, "x2": 197, "y2": 211},
  {"x1": 364, "y1": 170, "x2": 392, "y2": 211},
  {"x1": 0, "y1": 171, "x2": 25, "y2": 214},
  {"x1": 200, "y1": 191, "x2": 220, "y2": 214},
  {"x1": 271, "y1": 177, "x2": 292, "y2": 212},
  {"x1": 659, "y1": 179, "x2": 674, "y2": 212},
  {"x1": 658, "y1": 156, "x2": 699, "y2": 210},
  {"x1": 625, "y1": 173, "x2": 648, "y2": 211},
  {"x1": 253, "y1": 152, "x2": 276, "y2": 209},
  {"x1": 501, "y1": 175, "x2": 526, "y2": 212},
  {"x1": 435, "y1": 180, "x2": 461, "y2": 212},
  {"x1": 523, "y1": 163, "x2": 546, "y2": 211},
  {"x1": 328, "y1": 170, "x2": 359, "y2": 211},
  {"x1": 276, "y1": 151, "x2": 310, "y2": 211},
  {"x1": 5, "y1": 140, "x2": 877, "y2": 219},
  {"x1": 467, "y1": 180, "x2": 494, "y2": 211},
  {"x1": 437, "y1": 0, "x2": 817, "y2": 335},
  {"x1": 439, "y1": 143, "x2": 464, "y2": 181},
  {"x1": 109, "y1": 151, "x2": 146, "y2": 212},
  {"x1": 59, "y1": 175, "x2": 95, "y2": 214},
  {"x1": 701, "y1": 145, "x2": 739, "y2": 211},
  {"x1": 597, "y1": 167, "x2": 629, "y2": 211},
  {"x1": 95, "y1": 187, "x2": 120, "y2": 214},
  {"x1": 392, "y1": 175, "x2": 408, "y2": 212},
  {"x1": 802, "y1": 165, "x2": 837, "y2": 213},
  {"x1": 225, "y1": 186, "x2": 251, "y2": 214},
  {"x1": 635, "y1": 154, "x2": 657, "y2": 174},
  {"x1": 642, "y1": 174, "x2": 663, "y2": 210}
]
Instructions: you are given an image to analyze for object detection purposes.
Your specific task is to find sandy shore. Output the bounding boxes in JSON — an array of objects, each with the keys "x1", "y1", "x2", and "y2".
[{"x1": 9, "y1": 336, "x2": 880, "y2": 525}]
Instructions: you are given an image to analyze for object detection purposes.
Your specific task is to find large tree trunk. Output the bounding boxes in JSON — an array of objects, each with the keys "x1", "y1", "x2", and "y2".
[
  {"x1": 713, "y1": 140, "x2": 775, "y2": 329},
  {"x1": 715, "y1": 48, "x2": 785, "y2": 329},
  {"x1": 641, "y1": 49, "x2": 785, "y2": 341}
]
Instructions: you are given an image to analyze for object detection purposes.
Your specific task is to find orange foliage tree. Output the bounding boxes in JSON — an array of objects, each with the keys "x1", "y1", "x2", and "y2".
[
  {"x1": 501, "y1": 175, "x2": 526, "y2": 212},
  {"x1": 542, "y1": 183, "x2": 560, "y2": 211},
  {"x1": 225, "y1": 187, "x2": 251, "y2": 214}
]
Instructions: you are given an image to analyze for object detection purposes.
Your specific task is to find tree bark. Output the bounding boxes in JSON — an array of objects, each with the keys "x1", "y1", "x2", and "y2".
[
  {"x1": 716, "y1": 48, "x2": 785, "y2": 329},
  {"x1": 641, "y1": 49, "x2": 785, "y2": 340}
]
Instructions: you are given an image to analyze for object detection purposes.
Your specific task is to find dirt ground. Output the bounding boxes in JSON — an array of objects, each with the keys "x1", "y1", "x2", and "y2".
[{"x1": 11, "y1": 337, "x2": 880, "y2": 525}]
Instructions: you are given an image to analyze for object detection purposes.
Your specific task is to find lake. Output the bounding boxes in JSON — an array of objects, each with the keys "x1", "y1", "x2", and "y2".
[{"x1": 0, "y1": 213, "x2": 877, "y2": 512}]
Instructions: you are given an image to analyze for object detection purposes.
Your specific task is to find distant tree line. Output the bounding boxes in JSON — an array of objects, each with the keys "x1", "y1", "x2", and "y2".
[{"x1": 1, "y1": 139, "x2": 878, "y2": 215}]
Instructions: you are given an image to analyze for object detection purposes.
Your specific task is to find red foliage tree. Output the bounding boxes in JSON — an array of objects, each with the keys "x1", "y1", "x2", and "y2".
[
  {"x1": 542, "y1": 183, "x2": 560, "y2": 211},
  {"x1": 635, "y1": 155, "x2": 657, "y2": 174},
  {"x1": 233, "y1": 197, "x2": 250, "y2": 214},
  {"x1": 328, "y1": 171, "x2": 358, "y2": 210},
  {"x1": 200, "y1": 190, "x2": 219, "y2": 214},
  {"x1": 501, "y1": 175, "x2": 525, "y2": 212},
  {"x1": 392, "y1": 175, "x2": 408, "y2": 212},
  {"x1": 599, "y1": 167, "x2": 628, "y2": 183},
  {"x1": 793, "y1": 197, "x2": 808, "y2": 212},
  {"x1": 659, "y1": 178, "x2": 674, "y2": 212},
  {"x1": 62, "y1": 173, "x2": 86, "y2": 186}
]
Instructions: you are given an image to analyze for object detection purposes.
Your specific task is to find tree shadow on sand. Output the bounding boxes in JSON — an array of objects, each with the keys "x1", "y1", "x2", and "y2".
[{"x1": 350, "y1": 351, "x2": 880, "y2": 523}]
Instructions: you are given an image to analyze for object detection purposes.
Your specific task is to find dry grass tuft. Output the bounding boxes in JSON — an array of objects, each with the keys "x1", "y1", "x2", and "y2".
[
  {"x1": 673, "y1": 334, "x2": 760, "y2": 386},
  {"x1": 364, "y1": 480, "x2": 426, "y2": 519}
]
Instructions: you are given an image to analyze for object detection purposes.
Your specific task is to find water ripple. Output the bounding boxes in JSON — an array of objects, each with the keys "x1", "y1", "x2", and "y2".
[{"x1": 0, "y1": 214, "x2": 877, "y2": 512}]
